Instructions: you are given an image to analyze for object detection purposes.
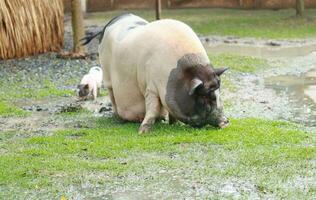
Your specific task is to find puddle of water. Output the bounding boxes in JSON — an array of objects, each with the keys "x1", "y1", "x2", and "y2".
[
  {"x1": 265, "y1": 68, "x2": 316, "y2": 127},
  {"x1": 205, "y1": 43, "x2": 316, "y2": 58}
]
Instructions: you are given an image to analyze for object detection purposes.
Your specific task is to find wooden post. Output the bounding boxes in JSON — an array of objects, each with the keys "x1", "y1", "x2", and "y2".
[
  {"x1": 167, "y1": 0, "x2": 171, "y2": 8},
  {"x1": 296, "y1": 0, "x2": 304, "y2": 17},
  {"x1": 239, "y1": 0, "x2": 243, "y2": 8},
  {"x1": 71, "y1": 0, "x2": 86, "y2": 53},
  {"x1": 111, "y1": 0, "x2": 115, "y2": 10},
  {"x1": 155, "y1": 0, "x2": 161, "y2": 20}
]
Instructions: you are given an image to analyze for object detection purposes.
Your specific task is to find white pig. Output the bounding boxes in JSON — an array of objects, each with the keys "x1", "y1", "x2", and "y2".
[
  {"x1": 82, "y1": 14, "x2": 228, "y2": 133},
  {"x1": 78, "y1": 66, "x2": 103, "y2": 100}
]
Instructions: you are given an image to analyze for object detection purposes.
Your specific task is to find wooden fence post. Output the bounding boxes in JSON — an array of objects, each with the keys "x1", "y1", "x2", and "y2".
[
  {"x1": 296, "y1": 0, "x2": 304, "y2": 16},
  {"x1": 71, "y1": 0, "x2": 86, "y2": 53},
  {"x1": 155, "y1": 0, "x2": 161, "y2": 20},
  {"x1": 111, "y1": 0, "x2": 115, "y2": 10}
]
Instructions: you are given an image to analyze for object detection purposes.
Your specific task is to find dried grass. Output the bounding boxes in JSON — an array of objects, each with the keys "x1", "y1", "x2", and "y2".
[{"x1": 0, "y1": 0, "x2": 64, "y2": 59}]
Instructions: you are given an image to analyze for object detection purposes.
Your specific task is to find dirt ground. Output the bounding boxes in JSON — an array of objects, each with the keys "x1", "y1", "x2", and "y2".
[
  {"x1": 1, "y1": 17, "x2": 316, "y2": 199},
  {"x1": 2, "y1": 23, "x2": 316, "y2": 133}
]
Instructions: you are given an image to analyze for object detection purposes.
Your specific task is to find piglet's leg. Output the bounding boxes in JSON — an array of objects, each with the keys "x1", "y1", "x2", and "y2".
[
  {"x1": 139, "y1": 90, "x2": 161, "y2": 134},
  {"x1": 92, "y1": 84, "x2": 98, "y2": 101}
]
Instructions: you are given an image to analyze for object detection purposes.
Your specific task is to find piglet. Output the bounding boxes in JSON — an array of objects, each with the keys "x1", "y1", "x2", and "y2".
[{"x1": 77, "y1": 66, "x2": 103, "y2": 101}]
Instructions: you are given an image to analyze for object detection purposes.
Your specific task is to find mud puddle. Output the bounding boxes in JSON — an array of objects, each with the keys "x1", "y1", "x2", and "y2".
[
  {"x1": 203, "y1": 36, "x2": 316, "y2": 58},
  {"x1": 265, "y1": 67, "x2": 316, "y2": 126},
  {"x1": 17, "y1": 96, "x2": 112, "y2": 116},
  {"x1": 1, "y1": 97, "x2": 113, "y2": 134},
  {"x1": 203, "y1": 40, "x2": 316, "y2": 127}
]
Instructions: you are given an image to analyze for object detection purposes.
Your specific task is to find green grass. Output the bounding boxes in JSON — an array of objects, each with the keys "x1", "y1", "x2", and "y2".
[
  {"x1": 0, "y1": 101, "x2": 28, "y2": 117},
  {"x1": 1, "y1": 12, "x2": 315, "y2": 196},
  {"x1": 87, "y1": 8, "x2": 316, "y2": 39},
  {"x1": 207, "y1": 54, "x2": 270, "y2": 92},
  {"x1": 36, "y1": 80, "x2": 73, "y2": 98},
  {"x1": 209, "y1": 54, "x2": 269, "y2": 73},
  {"x1": 0, "y1": 117, "x2": 315, "y2": 198},
  {"x1": 0, "y1": 79, "x2": 73, "y2": 101}
]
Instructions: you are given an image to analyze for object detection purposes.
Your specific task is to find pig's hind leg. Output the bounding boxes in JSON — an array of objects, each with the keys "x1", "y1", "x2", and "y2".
[
  {"x1": 108, "y1": 87, "x2": 118, "y2": 115},
  {"x1": 139, "y1": 90, "x2": 161, "y2": 134}
]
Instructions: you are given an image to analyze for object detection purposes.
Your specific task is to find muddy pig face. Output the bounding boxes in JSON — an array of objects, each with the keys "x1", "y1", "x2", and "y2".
[
  {"x1": 166, "y1": 61, "x2": 229, "y2": 128},
  {"x1": 187, "y1": 66, "x2": 229, "y2": 128},
  {"x1": 77, "y1": 84, "x2": 89, "y2": 98}
]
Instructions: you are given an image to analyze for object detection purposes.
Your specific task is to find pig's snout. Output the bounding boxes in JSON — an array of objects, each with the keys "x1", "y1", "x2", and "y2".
[{"x1": 218, "y1": 117, "x2": 229, "y2": 128}]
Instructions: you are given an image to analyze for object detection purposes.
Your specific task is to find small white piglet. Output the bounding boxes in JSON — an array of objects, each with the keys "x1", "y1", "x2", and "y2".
[{"x1": 77, "y1": 66, "x2": 103, "y2": 100}]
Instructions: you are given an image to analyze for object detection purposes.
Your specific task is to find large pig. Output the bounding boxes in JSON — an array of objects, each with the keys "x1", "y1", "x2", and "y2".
[{"x1": 82, "y1": 13, "x2": 229, "y2": 133}]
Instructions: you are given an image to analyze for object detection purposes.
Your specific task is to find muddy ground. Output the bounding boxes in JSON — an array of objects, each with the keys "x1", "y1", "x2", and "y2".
[
  {"x1": 223, "y1": 51, "x2": 316, "y2": 128},
  {"x1": 1, "y1": 22, "x2": 316, "y2": 138},
  {"x1": 65, "y1": 22, "x2": 316, "y2": 130},
  {"x1": 1, "y1": 22, "x2": 316, "y2": 199}
]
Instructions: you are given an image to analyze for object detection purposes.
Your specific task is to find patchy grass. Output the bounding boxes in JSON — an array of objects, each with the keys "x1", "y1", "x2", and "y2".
[
  {"x1": 0, "y1": 79, "x2": 73, "y2": 101},
  {"x1": 207, "y1": 54, "x2": 270, "y2": 92},
  {"x1": 37, "y1": 80, "x2": 74, "y2": 98},
  {"x1": 1, "y1": 12, "x2": 315, "y2": 197},
  {"x1": 0, "y1": 116, "x2": 315, "y2": 198},
  {"x1": 0, "y1": 54, "x2": 88, "y2": 102},
  {"x1": 99, "y1": 88, "x2": 108, "y2": 97},
  {"x1": 209, "y1": 54, "x2": 269, "y2": 73},
  {"x1": 0, "y1": 101, "x2": 28, "y2": 117},
  {"x1": 87, "y1": 8, "x2": 316, "y2": 39}
]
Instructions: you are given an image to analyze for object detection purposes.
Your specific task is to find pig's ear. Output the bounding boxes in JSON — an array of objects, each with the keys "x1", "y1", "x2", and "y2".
[
  {"x1": 189, "y1": 78, "x2": 203, "y2": 95},
  {"x1": 215, "y1": 67, "x2": 228, "y2": 76}
]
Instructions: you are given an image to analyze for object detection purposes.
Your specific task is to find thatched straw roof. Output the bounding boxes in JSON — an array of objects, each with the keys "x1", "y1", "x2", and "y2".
[{"x1": 0, "y1": 0, "x2": 64, "y2": 60}]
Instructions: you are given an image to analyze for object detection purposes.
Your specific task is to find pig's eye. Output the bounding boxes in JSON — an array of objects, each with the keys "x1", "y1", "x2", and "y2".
[
  {"x1": 194, "y1": 86, "x2": 206, "y2": 96},
  {"x1": 208, "y1": 92, "x2": 217, "y2": 100},
  {"x1": 209, "y1": 84, "x2": 220, "y2": 92}
]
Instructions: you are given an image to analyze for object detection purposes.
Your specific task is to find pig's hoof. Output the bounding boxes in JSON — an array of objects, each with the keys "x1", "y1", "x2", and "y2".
[{"x1": 138, "y1": 124, "x2": 152, "y2": 134}]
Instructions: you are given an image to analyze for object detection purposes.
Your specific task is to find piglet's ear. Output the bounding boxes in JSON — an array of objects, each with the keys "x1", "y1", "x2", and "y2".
[
  {"x1": 214, "y1": 67, "x2": 228, "y2": 76},
  {"x1": 84, "y1": 84, "x2": 89, "y2": 89},
  {"x1": 189, "y1": 78, "x2": 203, "y2": 95}
]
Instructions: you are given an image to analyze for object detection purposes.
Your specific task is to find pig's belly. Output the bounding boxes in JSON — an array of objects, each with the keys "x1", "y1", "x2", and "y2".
[{"x1": 113, "y1": 81, "x2": 146, "y2": 122}]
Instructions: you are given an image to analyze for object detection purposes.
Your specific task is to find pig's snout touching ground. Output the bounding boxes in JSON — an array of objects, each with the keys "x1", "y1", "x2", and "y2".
[{"x1": 218, "y1": 116, "x2": 229, "y2": 128}]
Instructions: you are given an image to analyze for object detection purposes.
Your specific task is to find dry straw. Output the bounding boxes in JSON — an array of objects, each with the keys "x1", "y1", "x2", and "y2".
[{"x1": 0, "y1": 0, "x2": 64, "y2": 59}]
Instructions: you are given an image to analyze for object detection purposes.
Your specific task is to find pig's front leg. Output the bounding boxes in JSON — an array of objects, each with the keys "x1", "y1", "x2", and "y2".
[
  {"x1": 169, "y1": 114, "x2": 177, "y2": 125},
  {"x1": 139, "y1": 90, "x2": 161, "y2": 134}
]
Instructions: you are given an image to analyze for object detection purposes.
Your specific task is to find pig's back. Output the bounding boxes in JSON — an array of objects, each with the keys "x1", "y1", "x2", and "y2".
[{"x1": 131, "y1": 19, "x2": 209, "y2": 107}]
